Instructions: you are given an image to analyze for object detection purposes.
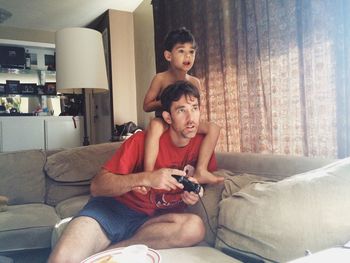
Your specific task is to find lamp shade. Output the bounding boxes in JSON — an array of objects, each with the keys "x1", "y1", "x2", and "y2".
[{"x1": 55, "y1": 27, "x2": 108, "y2": 93}]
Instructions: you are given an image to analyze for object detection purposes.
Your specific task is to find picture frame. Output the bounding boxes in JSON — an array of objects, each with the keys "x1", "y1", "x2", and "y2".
[
  {"x1": 37, "y1": 85, "x2": 45, "y2": 95},
  {"x1": 45, "y1": 82, "x2": 56, "y2": 95},
  {"x1": 21, "y1": 83, "x2": 37, "y2": 94},
  {"x1": 0, "y1": 83, "x2": 6, "y2": 94},
  {"x1": 6, "y1": 80, "x2": 21, "y2": 94}
]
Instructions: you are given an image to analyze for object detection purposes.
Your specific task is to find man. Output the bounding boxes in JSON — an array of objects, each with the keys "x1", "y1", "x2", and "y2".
[{"x1": 48, "y1": 81, "x2": 217, "y2": 263}]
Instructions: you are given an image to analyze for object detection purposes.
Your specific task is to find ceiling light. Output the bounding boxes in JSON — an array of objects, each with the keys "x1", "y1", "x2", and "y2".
[{"x1": 0, "y1": 8, "x2": 12, "y2": 23}]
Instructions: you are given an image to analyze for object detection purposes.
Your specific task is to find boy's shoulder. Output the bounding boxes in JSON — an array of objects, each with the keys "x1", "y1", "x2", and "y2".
[
  {"x1": 154, "y1": 71, "x2": 170, "y2": 80},
  {"x1": 186, "y1": 74, "x2": 201, "y2": 88},
  {"x1": 153, "y1": 71, "x2": 176, "y2": 88}
]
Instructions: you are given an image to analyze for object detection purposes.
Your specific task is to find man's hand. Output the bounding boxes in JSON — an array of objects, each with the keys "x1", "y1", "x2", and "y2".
[
  {"x1": 132, "y1": 168, "x2": 185, "y2": 194},
  {"x1": 181, "y1": 177, "x2": 203, "y2": 205},
  {"x1": 181, "y1": 191, "x2": 199, "y2": 205},
  {"x1": 194, "y1": 168, "x2": 225, "y2": 184}
]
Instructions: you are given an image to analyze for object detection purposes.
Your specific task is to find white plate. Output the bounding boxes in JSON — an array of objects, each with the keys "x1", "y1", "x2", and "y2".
[{"x1": 81, "y1": 247, "x2": 161, "y2": 263}]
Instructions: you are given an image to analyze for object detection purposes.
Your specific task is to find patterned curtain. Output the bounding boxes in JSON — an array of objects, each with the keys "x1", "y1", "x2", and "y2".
[{"x1": 152, "y1": 0, "x2": 350, "y2": 158}]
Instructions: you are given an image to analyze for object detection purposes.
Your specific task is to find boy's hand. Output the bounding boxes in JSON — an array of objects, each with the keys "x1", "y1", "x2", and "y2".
[{"x1": 194, "y1": 168, "x2": 225, "y2": 184}]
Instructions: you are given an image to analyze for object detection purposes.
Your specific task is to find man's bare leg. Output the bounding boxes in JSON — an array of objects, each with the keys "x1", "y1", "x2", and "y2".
[
  {"x1": 108, "y1": 213, "x2": 205, "y2": 249},
  {"x1": 48, "y1": 216, "x2": 111, "y2": 263}
]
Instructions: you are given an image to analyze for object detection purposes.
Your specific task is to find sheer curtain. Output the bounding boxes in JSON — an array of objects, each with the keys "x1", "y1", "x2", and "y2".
[{"x1": 152, "y1": 0, "x2": 350, "y2": 158}]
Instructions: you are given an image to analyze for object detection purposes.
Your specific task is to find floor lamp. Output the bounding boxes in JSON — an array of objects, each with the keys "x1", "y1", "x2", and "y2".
[{"x1": 55, "y1": 27, "x2": 109, "y2": 146}]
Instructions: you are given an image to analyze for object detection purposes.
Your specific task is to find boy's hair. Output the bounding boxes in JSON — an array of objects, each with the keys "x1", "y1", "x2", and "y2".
[
  {"x1": 160, "y1": 81, "x2": 200, "y2": 113},
  {"x1": 163, "y1": 27, "x2": 197, "y2": 52}
]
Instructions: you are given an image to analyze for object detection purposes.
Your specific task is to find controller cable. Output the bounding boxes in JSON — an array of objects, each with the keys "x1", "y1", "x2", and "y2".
[{"x1": 197, "y1": 193, "x2": 278, "y2": 263}]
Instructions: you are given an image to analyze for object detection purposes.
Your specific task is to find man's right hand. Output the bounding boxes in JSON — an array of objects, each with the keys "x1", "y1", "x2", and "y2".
[{"x1": 132, "y1": 168, "x2": 186, "y2": 194}]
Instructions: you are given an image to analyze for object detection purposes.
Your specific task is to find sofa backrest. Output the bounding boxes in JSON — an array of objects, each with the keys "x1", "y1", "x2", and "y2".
[
  {"x1": 0, "y1": 150, "x2": 46, "y2": 205},
  {"x1": 44, "y1": 142, "x2": 122, "y2": 205},
  {"x1": 216, "y1": 152, "x2": 335, "y2": 180}
]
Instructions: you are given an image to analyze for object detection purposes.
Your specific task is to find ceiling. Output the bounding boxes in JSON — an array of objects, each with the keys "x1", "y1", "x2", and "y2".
[{"x1": 0, "y1": 0, "x2": 144, "y2": 32}]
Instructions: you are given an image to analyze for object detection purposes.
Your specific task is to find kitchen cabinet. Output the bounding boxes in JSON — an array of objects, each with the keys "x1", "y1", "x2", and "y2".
[
  {"x1": 45, "y1": 117, "x2": 83, "y2": 150},
  {"x1": 0, "y1": 117, "x2": 45, "y2": 152},
  {"x1": 0, "y1": 116, "x2": 83, "y2": 152}
]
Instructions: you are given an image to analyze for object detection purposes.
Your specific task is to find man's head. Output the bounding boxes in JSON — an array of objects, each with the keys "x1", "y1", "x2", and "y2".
[
  {"x1": 161, "y1": 81, "x2": 201, "y2": 145},
  {"x1": 163, "y1": 27, "x2": 197, "y2": 52}
]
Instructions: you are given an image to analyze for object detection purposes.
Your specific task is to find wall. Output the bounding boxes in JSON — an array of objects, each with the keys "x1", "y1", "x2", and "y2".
[
  {"x1": 108, "y1": 10, "x2": 138, "y2": 125},
  {"x1": 0, "y1": 3, "x2": 156, "y2": 129},
  {"x1": 133, "y1": 0, "x2": 155, "y2": 129},
  {"x1": 0, "y1": 26, "x2": 54, "y2": 43}
]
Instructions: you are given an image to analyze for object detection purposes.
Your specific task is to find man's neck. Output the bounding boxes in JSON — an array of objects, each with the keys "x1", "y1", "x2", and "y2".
[{"x1": 168, "y1": 128, "x2": 191, "y2": 147}]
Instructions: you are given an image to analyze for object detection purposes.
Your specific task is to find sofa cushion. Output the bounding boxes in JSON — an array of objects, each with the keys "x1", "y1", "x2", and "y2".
[
  {"x1": 0, "y1": 150, "x2": 46, "y2": 205},
  {"x1": 186, "y1": 170, "x2": 231, "y2": 246},
  {"x1": 221, "y1": 173, "x2": 274, "y2": 200},
  {"x1": 159, "y1": 246, "x2": 241, "y2": 263},
  {"x1": 216, "y1": 157, "x2": 350, "y2": 262},
  {"x1": 0, "y1": 204, "x2": 60, "y2": 252},
  {"x1": 55, "y1": 194, "x2": 90, "y2": 218},
  {"x1": 44, "y1": 142, "x2": 121, "y2": 182},
  {"x1": 45, "y1": 177, "x2": 90, "y2": 206},
  {"x1": 187, "y1": 170, "x2": 272, "y2": 247}
]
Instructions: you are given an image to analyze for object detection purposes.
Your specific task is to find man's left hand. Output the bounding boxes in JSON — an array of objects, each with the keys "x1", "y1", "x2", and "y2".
[{"x1": 181, "y1": 177, "x2": 203, "y2": 205}]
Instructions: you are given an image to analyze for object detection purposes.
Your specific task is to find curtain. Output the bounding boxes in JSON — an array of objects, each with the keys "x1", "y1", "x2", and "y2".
[{"x1": 152, "y1": 0, "x2": 350, "y2": 158}]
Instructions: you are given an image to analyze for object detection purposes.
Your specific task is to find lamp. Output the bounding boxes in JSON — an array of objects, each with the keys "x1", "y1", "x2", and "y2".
[{"x1": 55, "y1": 27, "x2": 109, "y2": 146}]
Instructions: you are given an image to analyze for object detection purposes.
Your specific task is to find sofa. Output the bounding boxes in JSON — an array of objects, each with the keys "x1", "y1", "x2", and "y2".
[{"x1": 1, "y1": 141, "x2": 349, "y2": 262}]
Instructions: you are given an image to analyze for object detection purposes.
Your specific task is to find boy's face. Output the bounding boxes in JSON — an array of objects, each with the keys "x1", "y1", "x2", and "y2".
[
  {"x1": 162, "y1": 94, "x2": 200, "y2": 146},
  {"x1": 164, "y1": 42, "x2": 196, "y2": 72}
]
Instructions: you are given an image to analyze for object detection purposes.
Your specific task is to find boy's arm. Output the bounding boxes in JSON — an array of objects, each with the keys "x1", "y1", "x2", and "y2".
[
  {"x1": 143, "y1": 75, "x2": 163, "y2": 112},
  {"x1": 195, "y1": 122, "x2": 224, "y2": 184},
  {"x1": 197, "y1": 122, "x2": 221, "y2": 169}
]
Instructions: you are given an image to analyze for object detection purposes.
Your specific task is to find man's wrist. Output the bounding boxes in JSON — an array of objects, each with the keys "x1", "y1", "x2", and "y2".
[{"x1": 138, "y1": 171, "x2": 151, "y2": 188}]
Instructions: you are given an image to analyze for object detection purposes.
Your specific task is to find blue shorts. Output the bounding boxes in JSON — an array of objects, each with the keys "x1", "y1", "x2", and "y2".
[{"x1": 77, "y1": 196, "x2": 150, "y2": 243}]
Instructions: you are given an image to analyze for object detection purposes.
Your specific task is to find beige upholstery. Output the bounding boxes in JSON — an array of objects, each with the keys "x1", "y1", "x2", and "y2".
[
  {"x1": 216, "y1": 157, "x2": 350, "y2": 262},
  {"x1": 159, "y1": 246, "x2": 240, "y2": 263},
  {"x1": 0, "y1": 150, "x2": 46, "y2": 205},
  {"x1": 0, "y1": 142, "x2": 339, "y2": 263},
  {"x1": 45, "y1": 142, "x2": 121, "y2": 182}
]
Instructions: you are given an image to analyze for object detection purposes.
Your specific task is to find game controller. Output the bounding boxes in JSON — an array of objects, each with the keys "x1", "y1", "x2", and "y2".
[{"x1": 172, "y1": 175, "x2": 202, "y2": 194}]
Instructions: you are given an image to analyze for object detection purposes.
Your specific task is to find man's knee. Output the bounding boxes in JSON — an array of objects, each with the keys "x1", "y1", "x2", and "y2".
[
  {"x1": 48, "y1": 216, "x2": 109, "y2": 263},
  {"x1": 48, "y1": 248, "x2": 79, "y2": 263},
  {"x1": 178, "y1": 214, "x2": 205, "y2": 246}
]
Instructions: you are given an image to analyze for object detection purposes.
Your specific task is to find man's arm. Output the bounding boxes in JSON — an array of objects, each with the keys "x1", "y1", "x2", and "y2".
[{"x1": 90, "y1": 168, "x2": 186, "y2": 197}]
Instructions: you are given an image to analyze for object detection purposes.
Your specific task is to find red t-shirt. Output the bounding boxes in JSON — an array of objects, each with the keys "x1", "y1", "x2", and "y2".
[{"x1": 103, "y1": 130, "x2": 217, "y2": 216}]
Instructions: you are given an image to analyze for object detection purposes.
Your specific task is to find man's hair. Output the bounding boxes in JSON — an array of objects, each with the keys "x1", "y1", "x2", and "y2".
[
  {"x1": 163, "y1": 27, "x2": 197, "y2": 52},
  {"x1": 160, "y1": 81, "x2": 200, "y2": 113}
]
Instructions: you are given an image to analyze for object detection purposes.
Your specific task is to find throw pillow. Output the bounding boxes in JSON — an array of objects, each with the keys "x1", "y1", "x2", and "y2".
[
  {"x1": 45, "y1": 142, "x2": 121, "y2": 182},
  {"x1": 186, "y1": 170, "x2": 271, "y2": 246},
  {"x1": 216, "y1": 157, "x2": 350, "y2": 262}
]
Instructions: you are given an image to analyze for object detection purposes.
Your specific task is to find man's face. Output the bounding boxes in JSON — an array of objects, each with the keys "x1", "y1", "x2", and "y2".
[{"x1": 163, "y1": 94, "x2": 200, "y2": 146}]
